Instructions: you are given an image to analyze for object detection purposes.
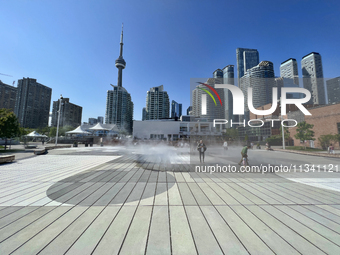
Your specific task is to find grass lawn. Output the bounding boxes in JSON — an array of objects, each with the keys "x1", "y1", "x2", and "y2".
[{"x1": 285, "y1": 146, "x2": 324, "y2": 152}]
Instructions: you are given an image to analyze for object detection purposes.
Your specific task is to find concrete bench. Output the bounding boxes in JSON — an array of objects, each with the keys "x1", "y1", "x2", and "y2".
[
  {"x1": 25, "y1": 145, "x2": 37, "y2": 149},
  {"x1": 0, "y1": 155, "x2": 15, "y2": 163},
  {"x1": 34, "y1": 149, "x2": 46, "y2": 155}
]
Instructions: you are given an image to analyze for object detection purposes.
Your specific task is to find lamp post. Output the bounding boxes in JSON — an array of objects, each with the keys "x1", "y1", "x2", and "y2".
[
  {"x1": 55, "y1": 94, "x2": 63, "y2": 146},
  {"x1": 280, "y1": 97, "x2": 285, "y2": 150}
]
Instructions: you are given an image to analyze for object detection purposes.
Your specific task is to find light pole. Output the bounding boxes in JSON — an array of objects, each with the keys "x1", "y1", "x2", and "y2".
[
  {"x1": 280, "y1": 97, "x2": 285, "y2": 150},
  {"x1": 55, "y1": 94, "x2": 63, "y2": 146}
]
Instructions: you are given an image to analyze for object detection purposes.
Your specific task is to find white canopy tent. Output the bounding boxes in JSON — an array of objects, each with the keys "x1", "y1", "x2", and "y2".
[
  {"x1": 89, "y1": 123, "x2": 111, "y2": 131},
  {"x1": 25, "y1": 131, "x2": 48, "y2": 138},
  {"x1": 66, "y1": 126, "x2": 92, "y2": 135}
]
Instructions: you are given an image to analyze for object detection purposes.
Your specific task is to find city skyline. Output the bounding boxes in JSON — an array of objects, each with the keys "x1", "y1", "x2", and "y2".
[{"x1": 1, "y1": 0, "x2": 340, "y2": 122}]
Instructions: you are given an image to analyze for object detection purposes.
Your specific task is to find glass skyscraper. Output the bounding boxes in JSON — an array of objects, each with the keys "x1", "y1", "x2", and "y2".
[{"x1": 236, "y1": 48, "x2": 259, "y2": 86}]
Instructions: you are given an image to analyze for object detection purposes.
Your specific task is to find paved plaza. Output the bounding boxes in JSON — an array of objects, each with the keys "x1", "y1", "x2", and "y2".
[{"x1": 0, "y1": 146, "x2": 340, "y2": 254}]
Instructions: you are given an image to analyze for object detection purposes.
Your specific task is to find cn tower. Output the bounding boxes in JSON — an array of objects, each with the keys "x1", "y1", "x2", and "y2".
[{"x1": 115, "y1": 23, "x2": 126, "y2": 87}]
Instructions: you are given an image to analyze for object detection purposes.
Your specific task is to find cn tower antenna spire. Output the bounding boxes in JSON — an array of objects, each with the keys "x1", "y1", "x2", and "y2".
[{"x1": 115, "y1": 23, "x2": 126, "y2": 87}]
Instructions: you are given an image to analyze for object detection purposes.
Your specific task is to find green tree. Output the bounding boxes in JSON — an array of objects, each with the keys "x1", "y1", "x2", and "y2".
[
  {"x1": 0, "y1": 109, "x2": 20, "y2": 150},
  {"x1": 294, "y1": 121, "x2": 315, "y2": 150},
  {"x1": 318, "y1": 134, "x2": 335, "y2": 150},
  {"x1": 49, "y1": 127, "x2": 57, "y2": 137},
  {"x1": 223, "y1": 128, "x2": 239, "y2": 140}
]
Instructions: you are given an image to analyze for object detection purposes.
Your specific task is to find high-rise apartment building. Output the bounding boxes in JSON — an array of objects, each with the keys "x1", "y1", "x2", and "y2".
[
  {"x1": 106, "y1": 85, "x2": 134, "y2": 133},
  {"x1": 105, "y1": 25, "x2": 134, "y2": 134},
  {"x1": 192, "y1": 78, "x2": 225, "y2": 122},
  {"x1": 14, "y1": 77, "x2": 51, "y2": 128},
  {"x1": 145, "y1": 85, "x2": 169, "y2": 120},
  {"x1": 326, "y1": 77, "x2": 340, "y2": 104},
  {"x1": 0, "y1": 80, "x2": 17, "y2": 111},
  {"x1": 51, "y1": 98, "x2": 82, "y2": 128},
  {"x1": 240, "y1": 61, "x2": 275, "y2": 120},
  {"x1": 280, "y1": 58, "x2": 299, "y2": 86},
  {"x1": 171, "y1": 100, "x2": 182, "y2": 119},
  {"x1": 236, "y1": 48, "x2": 259, "y2": 86},
  {"x1": 301, "y1": 52, "x2": 326, "y2": 105}
]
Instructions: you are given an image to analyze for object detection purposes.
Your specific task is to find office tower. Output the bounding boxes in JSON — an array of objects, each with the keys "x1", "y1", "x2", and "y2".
[
  {"x1": 142, "y1": 107, "x2": 147, "y2": 121},
  {"x1": 236, "y1": 48, "x2": 259, "y2": 86},
  {"x1": 186, "y1": 106, "x2": 192, "y2": 115},
  {"x1": 105, "y1": 25, "x2": 134, "y2": 134},
  {"x1": 171, "y1": 100, "x2": 182, "y2": 119},
  {"x1": 88, "y1": 118, "x2": 98, "y2": 125},
  {"x1": 275, "y1": 77, "x2": 284, "y2": 99},
  {"x1": 192, "y1": 78, "x2": 225, "y2": 122},
  {"x1": 326, "y1": 77, "x2": 340, "y2": 104},
  {"x1": 14, "y1": 77, "x2": 51, "y2": 128},
  {"x1": 0, "y1": 80, "x2": 17, "y2": 111},
  {"x1": 301, "y1": 52, "x2": 326, "y2": 105},
  {"x1": 240, "y1": 61, "x2": 275, "y2": 120},
  {"x1": 51, "y1": 98, "x2": 82, "y2": 128},
  {"x1": 222, "y1": 65, "x2": 236, "y2": 126},
  {"x1": 97, "y1": 116, "x2": 104, "y2": 124},
  {"x1": 145, "y1": 85, "x2": 169, "y2": 120}
]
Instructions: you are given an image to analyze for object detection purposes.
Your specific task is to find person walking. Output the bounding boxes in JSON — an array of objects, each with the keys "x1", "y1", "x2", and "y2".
[
  {"x1": 238, "y1": 145, "x2": 251, "y2": 166},
  {"x1": 197, "y1": 140, "x2": 206, "y2": 163},
  {"x1": 223, "y1": 140, "x2": 228, "y2": 151}
]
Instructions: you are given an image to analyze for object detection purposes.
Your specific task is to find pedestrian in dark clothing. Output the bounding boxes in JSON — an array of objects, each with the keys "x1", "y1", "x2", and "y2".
[{"x1": 197, "y1": 140, "x2": 207, "y2": 163}]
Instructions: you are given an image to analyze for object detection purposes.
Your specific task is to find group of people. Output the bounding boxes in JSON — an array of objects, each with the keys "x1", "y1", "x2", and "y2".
[{"x1": 196, "y1": 139, "x2": 251, "y2": 166}]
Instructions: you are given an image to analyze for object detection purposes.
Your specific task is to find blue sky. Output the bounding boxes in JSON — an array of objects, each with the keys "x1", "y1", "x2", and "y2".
[{"x1": 1, "y1": 0, "x2": 340, "y2": 121}]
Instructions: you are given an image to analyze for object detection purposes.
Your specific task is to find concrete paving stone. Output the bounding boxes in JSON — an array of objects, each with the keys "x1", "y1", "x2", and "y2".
[
  {"x1": 168, "y1": 183, "x2": 183, "y2": 206},
  {"x1": 231, "y1": 205, "x2": 299, "y2": 255},
  {"x1": 139, "y1": 183, "x2": 156, "y2": 206},
  {"x1": 200, "y1": 206, "x2": 248, "y2": 254},
  {"x1": 184, "y1": 206, "x2": 223, "y2": 255},
  {"x1": 177, "y1": 183, "x2": 197, "y2": 206},
  {"x1": 169, "y1": 205, "x2": 197, "y2": 255},
  {"x1": 187, "y1": 183, "x2": 212, "y2": 205},
  {"x1": 247, "y1": 205, "x2": 325, "y2": 254},
  {"x1": 216, "y1": 206, "x2": 274, "y2": 255},
  {"x1": 301, "y1": 205, "x2": 340, "y2": 225},
  {"x1": 0, "y1": 206, "x2": 56, "y2": 242},
  {"x1": 205, "y1": 182, "x2": 240, "y2": 205},
  {"x1": 93, "y1": 205, "x2": 137, "y2": 255},
  {"x1": 316, "y1": 205, "x2": 340, "y2": 217},
  {"x1": 119, "y1": 205, "x2": 153, "y2": 255},
  {"x1": 245, "y1": 182, "x2": 296, "y2": 204},
  {"x1": 146, "y1": 206, "x2": 171, "y2": 255},
  {"x1": 11, "y1": 206, "x2": 87, "y2": 255},
  {"x1": 261, "y1": 205, "x2": 340, "y2": 254},
  {"x1": 280, "y1": 205, "x2": 340, "y2": 244},
  {"x1": 173, "y1": 172, "x2": 185, "y2": 182},
  {"x1": 217, "y1": 182, "x2": 253, "y2": 205},
  {"x1": 39, "y1": 206, "x2": 104, "y2": 255},
  {"x1": 0, "y1": 206, "x2": 70, "y2": 254},
  {"x1": 93, "y1": 182, "x2": 125, "y2": 206},
  {"x1": 276, "y1": 183, "x2": 337, "y2": 204},
  {"x1": 154, "y1": 183, "x2": 168, "y2": 206},
  {"x1": 65, "y1": 206, "x2": 120, "y2": 255},
  {"x1": 226, "y1": 183, "x2": 267, "y2": 205},
  {"x1": 125, "y1": 182, "x2": 148, "y2": 206},
  {"x1": 0, "y1": 206, "x2": 38, "y2": 228},
  {"x1": 255, "y1": 182, "x2": 307, "y2": 204},
  {"x1": 197, "y1": 183, "x2": 226, "y2": 205},
  {"x1": 236, "y1": 183, "x2": 282, "y2": 204},
  {"x1": 79, "y1": 183, "x2": 117, "y2": 206},
  {"x1": 110, "y1": 182, "x2": 137, "y2": 205}
]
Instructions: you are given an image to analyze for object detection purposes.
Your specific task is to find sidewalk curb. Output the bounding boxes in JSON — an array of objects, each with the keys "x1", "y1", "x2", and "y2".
[{"x1": 274, "y1": 148, "x2": 340, "y2": 158}]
